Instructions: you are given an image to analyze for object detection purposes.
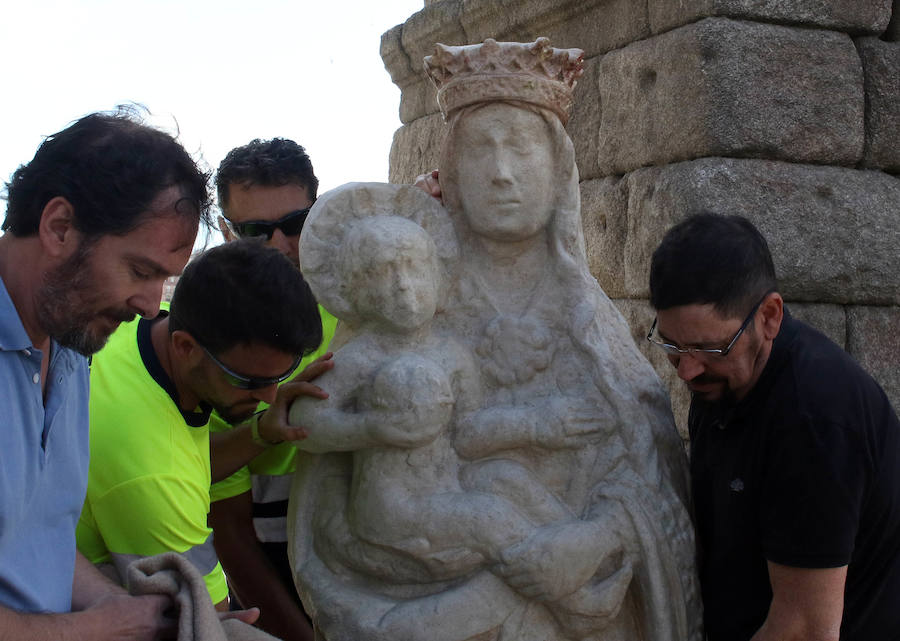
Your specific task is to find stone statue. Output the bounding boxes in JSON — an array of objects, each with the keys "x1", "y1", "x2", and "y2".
[{"x1": 289, "y1": 38, "x2": 702, "y2": 641}]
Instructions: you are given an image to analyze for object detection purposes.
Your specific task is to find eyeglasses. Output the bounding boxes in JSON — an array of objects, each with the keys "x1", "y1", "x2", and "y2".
[
  {"x1": 228, "y1": 206, "x2": 313, "y2": 240},
  {"x1": 200, "y1": 345, "x2": 301, "y2": 390},
  {"x1": 647, "y1": 291, "x2": 773, "y2": 358}
]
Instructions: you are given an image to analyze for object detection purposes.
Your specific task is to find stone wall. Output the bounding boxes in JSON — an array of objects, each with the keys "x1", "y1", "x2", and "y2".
[{"x1": 381, "y1": 0, "x2": 900, "y2": 434}]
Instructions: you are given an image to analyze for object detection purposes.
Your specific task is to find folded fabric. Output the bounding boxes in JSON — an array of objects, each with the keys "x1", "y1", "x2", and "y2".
[{"x1": 127, "y1": 552, "x2": 281, "y2": 641}]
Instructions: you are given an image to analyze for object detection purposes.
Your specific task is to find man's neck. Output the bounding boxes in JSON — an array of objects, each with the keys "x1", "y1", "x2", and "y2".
[
  {"x1": 150, "y1": 316, "x2": 200, "y2": 412},
  {"x1": 0, "y1": 234, "x2": 51, "y2": 352}
]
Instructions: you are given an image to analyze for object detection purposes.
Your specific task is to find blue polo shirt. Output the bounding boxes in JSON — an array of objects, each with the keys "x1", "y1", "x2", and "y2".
[{"x1": 0, "y1": 276, "x2": 90, "y2": 613}]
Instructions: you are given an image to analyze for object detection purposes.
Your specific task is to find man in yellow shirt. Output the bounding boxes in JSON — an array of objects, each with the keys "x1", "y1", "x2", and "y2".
[{"x1": 77, "y1": 240, "x2": 326, "y2": 612}]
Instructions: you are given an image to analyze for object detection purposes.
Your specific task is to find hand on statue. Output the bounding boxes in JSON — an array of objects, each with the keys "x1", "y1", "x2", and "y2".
[
  {"x1": 494, "y1": 519, "x2": 622, "y2": 602},
  {"x1": 414, "y1": 169, "x2": 443, "y2": 203},
  {"x1": 295, "y1": 352, "x2": 334, "y2": 382},
  {"x1": 257, "y1": 368, "x2": 332, "y2": 444}
]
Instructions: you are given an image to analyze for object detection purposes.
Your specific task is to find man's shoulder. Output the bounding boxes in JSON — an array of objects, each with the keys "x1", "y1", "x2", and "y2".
[{"x1": 761, "y1": 315, "x2": 894, "y2": 431}]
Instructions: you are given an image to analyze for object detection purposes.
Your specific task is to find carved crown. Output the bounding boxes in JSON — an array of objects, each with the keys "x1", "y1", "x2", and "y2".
[{"x1": 424, "y1": 37, "x2": 584, "y2": 125}]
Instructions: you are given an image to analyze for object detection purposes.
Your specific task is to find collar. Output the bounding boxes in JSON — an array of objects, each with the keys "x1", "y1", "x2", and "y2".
[
  {"x1": 137, "y1": 311, "x2": 211, "y2": 427},
  {"x1": 0, "y1": 275, "x2": 33, "y2": 351}
]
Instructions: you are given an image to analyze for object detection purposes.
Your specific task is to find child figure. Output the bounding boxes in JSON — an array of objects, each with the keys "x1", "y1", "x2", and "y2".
[{"x1": 290, "y1": 214, "x2": 570, "y2": 579}]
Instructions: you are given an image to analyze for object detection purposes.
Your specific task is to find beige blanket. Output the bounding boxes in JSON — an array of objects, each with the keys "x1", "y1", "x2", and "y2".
[{"x1": 127, "y1": 552, "x2": 281, "y2": 641}]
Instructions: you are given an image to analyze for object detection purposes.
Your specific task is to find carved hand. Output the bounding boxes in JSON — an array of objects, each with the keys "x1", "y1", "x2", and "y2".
[{"x1": 494, "y1": 518, "x2": 623, "y2": 602}]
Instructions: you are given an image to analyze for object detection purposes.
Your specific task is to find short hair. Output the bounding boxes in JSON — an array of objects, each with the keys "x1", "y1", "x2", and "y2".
[
  {"x1": 168, "y1": 239, "x2": 322, "y2": 357},
  {"x1": 215, "y1": 138, "x2": 318, "y2": 215},
  {"x1": 649, "y1": 213, "x2": 778, "y2": 317},
  {"x1": 3, "y1": 107, "x2": 211, "y2": 238}
]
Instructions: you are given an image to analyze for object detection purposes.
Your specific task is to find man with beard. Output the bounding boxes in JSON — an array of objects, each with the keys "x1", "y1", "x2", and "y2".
[
  {"x1": 648, "y1": 213, "x2": 900, "y2": 641},
  {"x1": 76, "y1": 240, "x2": 326, "y2": 612},
  {"x1": 0, "y1": 110, "x2": 212, "y2": 638},
  {"x1": 209, "y1": 138, "x2": 335, "y2": 641}
]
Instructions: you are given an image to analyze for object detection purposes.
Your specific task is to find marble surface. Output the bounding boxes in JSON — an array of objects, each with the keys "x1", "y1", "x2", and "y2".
[{"x1": 289, "y1": 39, "x2": 701, "y2": 641}]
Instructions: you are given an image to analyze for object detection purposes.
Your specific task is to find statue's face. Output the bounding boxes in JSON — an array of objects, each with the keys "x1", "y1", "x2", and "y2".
[
  {"x1": 452, "y1": 103, "x2": 556, "y2": 242},
  {"x1": 359, "y1": 234, "x2": 438, "y2": 331}
]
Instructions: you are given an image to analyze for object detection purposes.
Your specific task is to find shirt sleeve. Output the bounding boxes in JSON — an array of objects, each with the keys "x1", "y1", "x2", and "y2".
[
  {"x1": 760, "y1": 414, "x2": 866, "y2": 568},
  {"x1": 90, "y1": 474, "x2": 228, "y2": 604}
]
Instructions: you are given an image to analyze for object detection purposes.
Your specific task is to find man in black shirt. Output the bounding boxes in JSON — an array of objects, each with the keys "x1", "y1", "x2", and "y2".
[{"x1": 647, "y1": 214, "x2": 900, "y2": 641}]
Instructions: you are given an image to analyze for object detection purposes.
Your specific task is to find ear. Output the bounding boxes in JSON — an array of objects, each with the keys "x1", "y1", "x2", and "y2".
[
  {"x1": 758, "y1": 292, "x2": 784, "y2": 341},
  {"x1": 38, "y1": 197, "x2": 81, "y2": 258},
  {"x1": 171, "y1": 329, "x2": 205, "y2": 367},
  {"x1": 218, "y1": 215, "x2": 237, "y2": 243}
]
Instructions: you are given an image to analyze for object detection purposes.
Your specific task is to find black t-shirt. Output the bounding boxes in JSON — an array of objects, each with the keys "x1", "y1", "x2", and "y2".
[{"x1": 690, "y1": 311, "x2": 900, "y2": 641}]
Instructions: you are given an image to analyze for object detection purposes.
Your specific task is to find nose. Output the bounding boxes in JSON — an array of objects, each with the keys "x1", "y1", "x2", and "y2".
[
  {"x1": 131, "y1": 278, "x2": 167, "y2": 319},
  {"x1": 251, "y1": 384, "x2": 279, "y2": 406},
  {"x1": 269, "y1": 228, "x2": 299, "y2": 262},
  {"x1": 395, "y1": 271, "x2": 412, "y2": 292},
  {"x1": 672, "y1": 352, "x2": 706, "y2": 382},
  {"x1": 491, "y1": 153, "x2": 515, "y2": 186}
]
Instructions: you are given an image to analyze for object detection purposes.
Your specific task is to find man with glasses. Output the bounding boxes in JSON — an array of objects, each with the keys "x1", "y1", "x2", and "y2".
[
  {"x1": 648, "y1": 213, "x2": 900, "y2": 641},
  {"x1": 209, "y1": 138, "x2": 336, "y2": 641},
  {"x1": 76, "y1": 240, "x2": 327, "y2": 614}
]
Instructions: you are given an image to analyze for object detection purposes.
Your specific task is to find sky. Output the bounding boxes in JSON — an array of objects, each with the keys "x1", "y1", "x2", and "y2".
[{"x1": 0, "y1": 0, "x2": 425, "y2": 246}]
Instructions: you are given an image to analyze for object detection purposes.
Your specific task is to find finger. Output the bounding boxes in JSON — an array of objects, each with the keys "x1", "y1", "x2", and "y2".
[
  {"x1": 278, "y1": 381, "x2": 329, "y2": 401},
  {"x1": 295, "y1": 357, "x2": 335, "y2": 382},
  {"x1": 279, "y1": 426, "x2": 309, "y2": 441},
  {"x1": 219, "y1": 607, "x2": 260, "y2": 625}
]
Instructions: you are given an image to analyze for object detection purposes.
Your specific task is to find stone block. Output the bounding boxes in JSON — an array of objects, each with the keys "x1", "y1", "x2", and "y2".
[
  {"x1": 622, "y1": 158, "x2": 900, "y2": 305},
  {"x1": 401, "y1": 0, "x2": 467, "y2": 81},
  {"x1": 858, "y1": 37, "x2": 900, "y2": 172},
  {"x1": 381, "y1": 25, "x2": 413, "y2": 90},
  {"x1": 459, "y1": 0, "x2": 577, "y2": 44},
  {"x1": 570, "y1": 56, "x2": 601, "y2": 180},
  {"x1": 522, "y1": 0, "x2": 650, "y2": 59},
  {"x1": 598, "y1": 18, "x2": 864, "y2": 175},
  {"x1": 614, "y1": 298, "x2": 691, "y2": 438},
  {"x1": 786, "y1": 303, "x2": 847, "y2": 348},
  {"x1": 399, "y1": 78, "x2": 441, "y2": 125},
  {"x1": 388, "y1": 114, "x2": 446, "y2": 185},
  {"x1": 649, "y1": 0, "x2": 892, "y2": 36},
  {"x1": 847, "y1": 305, "x2": 900, "y2": 412},
  {"x1": 581, "y1": 176, "x2": 627, "y2": 298}
]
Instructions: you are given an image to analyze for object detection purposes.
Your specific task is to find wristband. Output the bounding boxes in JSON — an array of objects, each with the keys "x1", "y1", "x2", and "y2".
[{"x1": 249, "y1": 411, "x2": 282, "y2": 447}]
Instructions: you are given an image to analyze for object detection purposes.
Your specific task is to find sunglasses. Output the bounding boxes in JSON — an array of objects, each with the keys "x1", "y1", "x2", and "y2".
[
  {"x1": 228, "y1": 206, "x2": 312, "y2": 240},
  {"x1": 201, "y1": 345, "x2": 302, "y2": 390}
]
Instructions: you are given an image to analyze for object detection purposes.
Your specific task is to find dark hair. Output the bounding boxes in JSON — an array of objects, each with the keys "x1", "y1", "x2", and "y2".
[
  {"x1": 3, "y1": 107, "x2": 211, "y2": 238},
  {"x1": 215, "y1": 138, "x2": 318, "y2": 214},
  {"x1": 168, "y1": 239, "x2": 322, "y2": 357},
  {"x1": 649, "y1": 213, "x2": 778, "y2": 316}
]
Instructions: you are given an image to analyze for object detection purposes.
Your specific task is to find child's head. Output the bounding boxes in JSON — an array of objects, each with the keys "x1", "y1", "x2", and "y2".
[{"x1": 339, "y1": 216, "x2": 440, "y2": 332}]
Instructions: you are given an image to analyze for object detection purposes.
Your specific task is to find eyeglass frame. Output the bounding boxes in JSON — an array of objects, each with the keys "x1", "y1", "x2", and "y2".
[
  {"x1": 226, "y1": 204, "x2": 314, "y2": 240},
  {"x1": 646, "y1": 290, "x2": 774, "y2": 358},
  {"x1": 200, "y1": 344, "x2": 302, "y2": 390}
]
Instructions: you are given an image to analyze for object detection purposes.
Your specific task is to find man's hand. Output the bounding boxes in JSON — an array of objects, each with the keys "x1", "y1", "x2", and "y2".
[
  {"x1": 219, "y1": 607, "x2": 260, "y2": 626},
  {"x1": 84, "y1": 593, "x2": 177, "y2": 641},
  {"x1": 294, "y1": 352, "x2": 334, "y2": 383},
  {"x1": 257, "y1": 353, "x2": 333, "y2": 444},
  {"x1": 414, "y1": 169, "x2": 442, "y2": 203}
]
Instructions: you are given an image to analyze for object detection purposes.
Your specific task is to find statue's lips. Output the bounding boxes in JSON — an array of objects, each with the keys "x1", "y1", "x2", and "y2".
[{"x1": 490, "y1": 200, "x2": 521, "y2": 209}]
